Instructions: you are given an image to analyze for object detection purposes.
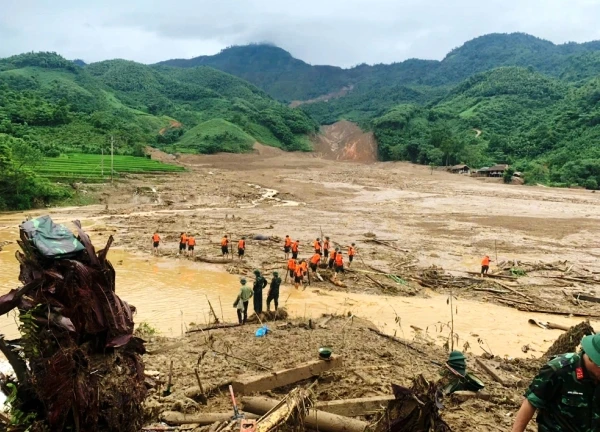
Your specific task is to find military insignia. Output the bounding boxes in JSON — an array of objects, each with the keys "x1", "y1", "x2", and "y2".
[{"x1": 576, "y1": 367, "x2": 584, "y2": 380}]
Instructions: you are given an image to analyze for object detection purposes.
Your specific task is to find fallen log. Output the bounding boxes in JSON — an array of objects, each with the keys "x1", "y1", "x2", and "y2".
[
  {"x1": 328, "y1": 277, "x2": 346, "y2": 288},
  {"x1": 364, "y1": 274, "x2": 386, "y2": 290},
  {"x1": 242, "y1": 396, "x2": 368, "y2": 432},
  {"x1": 546, "y1": 275, "x2": 599, "y2": 284},
  {"x1": 451, "y1": 391, "x2": 491, "y2": 402},
  {"x1": 184, "y1": 380, "x2": 232, "y2": 400},
  {"x1": 466, "y1": 272, "x2": 517, "y2": 280},
  {"x1": 315, "y1": 396, "x2": 395, "y2": 416},
  {"x1": 367, "y1": 328, "x2": 430, "y2": 357},
  {"x1": 187, "y1": 323, "x2": 240, "y2": 333},
  {"x1": 516, "y1": 307, "x2": 600, "y2": 318},
  {"x1": 195, "y1": 257, "x2": 233, "y2": 264},
  {"x1": 491, "y1": 280, "x2": 534, "y2": 302},
  {"x1": 475, "y1": 359, "x2": 519, "y2": 388},
  {"x1": 161, "y1": 411, "x2": 258, "y2": 425},
  {"x1": 231, "y1": 356, "x2": 342, "y2": 394},
  {"x1": 472, "y1": 288, "x2": 509, "y2": 294},
  {"x1": 573, "y1": 293, "x2": 600, "y2": 304},
  {"x1": 254, "y1": 387, "x2": 311, "y2": 432},
  {"x1": 527, "y1": 319, "x2": 570, "y2": 331}
]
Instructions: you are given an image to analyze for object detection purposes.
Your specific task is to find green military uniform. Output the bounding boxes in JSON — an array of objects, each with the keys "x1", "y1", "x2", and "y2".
[{"x1": 525, "y1": 352, "x2": 600, "y2": 431}]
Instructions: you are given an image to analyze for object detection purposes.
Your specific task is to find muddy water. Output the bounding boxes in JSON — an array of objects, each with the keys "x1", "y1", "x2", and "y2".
[{"x1": 0, "y1": 216, "x2": 595, "y2": 358}]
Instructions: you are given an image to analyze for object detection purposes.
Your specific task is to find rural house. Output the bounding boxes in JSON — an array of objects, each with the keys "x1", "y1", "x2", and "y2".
[
  {"x1": 473, "y1": 164, "x2": 510, "y2": 177},
  {"x1": 449, "y1": 164, "x2": 470, "y2": 174}
]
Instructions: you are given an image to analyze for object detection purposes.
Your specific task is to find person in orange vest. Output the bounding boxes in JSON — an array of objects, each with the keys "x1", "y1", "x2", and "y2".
[
  {"x1": 328, "y1": 247, "x2": 338, "y2": 269},
  {"x1": 323, "y1": 237, "x2": 330, "y2": 261},
  {"x1": 291, "y1": 240, "x2": 300, "y2": 259},
  {"x1": 151, "y1": 232, "x2": 160, "y2": 255},
  {"x1": 179, "y1": 232, "x2": 188, "y2": 255},
  {"x1": 221, "y1": 235, "x2": 229, "y2": 258},
  {"x1": 334, "y1": 250, "x2": 344, "y2": 276},
  {"x1": 287, "y1": 257, "x2": 296, "y2": 282},
  {"x1": 313, "y1": 238, "x2": 322, "y2": 255},
  {"x1": 348, "y1": 243, "x2": 357, "y2": 267},
  {"x1": 481, "y1": 255, "x2": 491, "y2": 276},
  {"x1": 284, "y1": 235, "x2": 292, "y2": 259},
  {"x1": 300, "y1": 259, "x2": 308, "y2": 278},
  {"x1": 238, "y1": 237, "x2": 246, "y2": 260},
  {"x1": 309, "y1": 252, "x2": 321, "y2": 273},
  {"x1": 187, "y1": 234, "x2": 196, "y2": 257},
  {"x1": 293, "y1": 262, "x2": 304, "y2": 290}
]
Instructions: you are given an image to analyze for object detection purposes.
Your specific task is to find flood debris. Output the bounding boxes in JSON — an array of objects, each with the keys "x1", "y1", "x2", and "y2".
[
  {"x1": 543, "y1": 320, "x2": 595, "y2": 359},
  {"x1": 0, "y1": 216, "x2": 145, "y2": 431}
]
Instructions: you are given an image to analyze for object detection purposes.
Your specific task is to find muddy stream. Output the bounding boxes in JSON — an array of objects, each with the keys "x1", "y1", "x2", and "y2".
[{"x1": 0, "y1": 213, "x2": 593, "y2": 359}]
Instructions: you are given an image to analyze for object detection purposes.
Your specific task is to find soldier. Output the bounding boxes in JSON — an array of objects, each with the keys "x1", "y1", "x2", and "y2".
[{"x1": 511, "y1": 332, "x2": 600, "y2": 431}]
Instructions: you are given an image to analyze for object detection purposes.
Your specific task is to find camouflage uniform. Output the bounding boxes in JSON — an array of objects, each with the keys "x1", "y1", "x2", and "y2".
[{"x1": 525, "y1": 352, "x2": 600, "y2": 431}]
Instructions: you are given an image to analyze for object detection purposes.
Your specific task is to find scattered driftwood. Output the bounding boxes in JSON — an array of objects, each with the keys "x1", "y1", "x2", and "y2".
[
  {"x1": 528, "y1": 319, "x2": 570, "y2": 331},
  {"x1": 243, "y1": 396, "x2": 367, "y2": 432},
  {"x1": 473, "y1": 288, "x2": 510, "y2": 294},
  {"x1": 466, "y1": 272, "x2": 517, "y2": 280},
  {"x1": 232, "y1": 356, "x2": 342, "y2": 394},
  {"x1": 161, "y1": 411, "x2": 258, "y2": 425},
  {"x1": 364, "y1": 274, "x2": 386, "y2": 289},
  {"x1": 367, "y1": 328, "x2": 430, "y2": 357},
  {"x1": 253, "y1": 387, "x2": 312, "y2": 432},
  {"x1": 187, "y1": 323, "x2": 241, "y2": 333},
  {"x1": 490, "y1": 280, "x2": 533, "y2": 301},
  {"x1": 451, "y1": 391, "x2": 491, "y2": 402},
  {"x1": 573, "y1": 293, "x2": 600, "y2": 304},
  {"x1": 475, "y1": 359, "x2": 520, "y2": 387},
  {"x1": 516, "y1": 307, "x2": 600, "y2": 318},
  {"x1": 195, "y1": 256, "x2": 233, "y2": 264}
]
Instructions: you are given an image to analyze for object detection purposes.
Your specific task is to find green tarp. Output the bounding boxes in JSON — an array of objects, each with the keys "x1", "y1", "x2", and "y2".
[{"x1": 20, "y1": 216, "x2": 84, "y2": 258}]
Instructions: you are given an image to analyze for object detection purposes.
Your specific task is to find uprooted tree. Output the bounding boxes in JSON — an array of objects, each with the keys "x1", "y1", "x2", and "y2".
[{"x1": 0, "y1": 217, "x2": 146, "y2": 431}]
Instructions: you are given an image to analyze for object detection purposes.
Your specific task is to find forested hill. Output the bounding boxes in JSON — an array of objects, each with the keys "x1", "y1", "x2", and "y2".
[{"x1": 159, "y1": 33, "x2": 600, "y2": 103}]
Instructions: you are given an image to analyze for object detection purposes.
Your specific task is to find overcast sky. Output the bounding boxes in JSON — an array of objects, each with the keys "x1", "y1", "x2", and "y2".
[{"x1": 2, "y1": 0, "x2": 600, "y2": 67}]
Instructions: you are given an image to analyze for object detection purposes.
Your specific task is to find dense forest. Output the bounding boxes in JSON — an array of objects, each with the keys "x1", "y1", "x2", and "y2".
[{"x1": 162, "y1": 33, "x2": 600, "y2": 189}]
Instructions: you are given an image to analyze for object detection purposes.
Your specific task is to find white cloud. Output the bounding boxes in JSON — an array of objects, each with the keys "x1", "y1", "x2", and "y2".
[{"x1": 1, "y1": 0, "x2": 600, "y2": 66}]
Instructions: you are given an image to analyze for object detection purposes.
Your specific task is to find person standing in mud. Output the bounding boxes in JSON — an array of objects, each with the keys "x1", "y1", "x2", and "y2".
[
  {"x1": 238, "y1": 237, "x2": 246, "y2": 260},
  {"x1": 234, "y1": 278, "x2": 253, "y2": 325},
  {"x1": 323, "y1": 237, "x2": 330, "y2": 262},
  {"x1": 309, "y1": 252, "x2": 321, "y2": 273},
  {"x1": 294, "y1": 262, "x2": 304, "y2": 290},
  {"x1": 334, "y1": 250, "x2": 344, "y2": 277},
  {"x1": 348, "y1": 243, "x2": 357, "y2": 267},
  {"x1": 179, "y1": 232, "x2": 187, "y2": 255},
  {"x1": 267, "y1": 271, "x2": 282, "y2": 312},
  {"x1": 187, "y1": 234, "x2": 196, "y2": 257},
  {"x1": 284, "y1": 235, "x2": 292, "y2": 259},
  {"x1": 252, "y1": 270, "x2": 268, "y2": 315},
  {"x1": 151, "y1": 232, "x2": 160, "y2": 255},
  {"x1": 287, "y1": 257, "x2": 297, "y2": 282},
  {"x1": 328, "y1": 248, "x2": 338, "y2": 270},
  {"x1": 481, "y1": 255, "x2": 491, "y2": 276},
  {"x1": 511, "y1": 333, "x2": 600, "y2": 432},
  {"x1": 313, "y1": 238, "x2": 322, "y2": 256},
  {"x1": 221, "y1": 235, "x2": 229, "y2": 258},
  {"x1": 291, "y1": 240, "x2": 300, "y2": 260}
]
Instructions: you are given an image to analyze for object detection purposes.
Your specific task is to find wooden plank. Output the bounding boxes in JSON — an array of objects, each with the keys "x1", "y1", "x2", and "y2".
[
  {"x1": 451, "y1": 391, "x2": 491, "y2": 402},
  {"x1": 242, "y1": 396, "x2": 368, "y2": 432},
  {"x1": 161, "y1": 411, "x2": 258, "y2": 425},
  {"x1": 315, "y1": 396, "x2": 395, "y2": 416},
  {"x1": 231, "y1": 356, "x2": 342, "y2": 394},
  {"x1": 573, "y1": 293, "x2": 600, "y2": 304},
  {"x1": 465, "y1": 271, "x2": 517, "y2": 280},
  {"x1": 475, "y1": 358, "x2": 519, "y2": 388}
]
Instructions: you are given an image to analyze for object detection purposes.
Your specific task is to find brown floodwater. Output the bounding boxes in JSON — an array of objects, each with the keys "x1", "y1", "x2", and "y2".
[{"x1": 0, "y1": 213, "x2": 595, "y2": 358}]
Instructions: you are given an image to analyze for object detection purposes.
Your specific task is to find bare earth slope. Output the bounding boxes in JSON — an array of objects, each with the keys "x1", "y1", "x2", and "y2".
[{"x1": 311, "y1": 120, "x2": 378, "y2": 163}]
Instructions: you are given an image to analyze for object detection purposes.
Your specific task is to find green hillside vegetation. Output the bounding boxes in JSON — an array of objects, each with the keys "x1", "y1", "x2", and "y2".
[
  {"x1": 175, "y1": 119, "x2": 256, "y2": 153},
  {"x1": 0, "y1": 51, "x2": 318, "y2": 209}
]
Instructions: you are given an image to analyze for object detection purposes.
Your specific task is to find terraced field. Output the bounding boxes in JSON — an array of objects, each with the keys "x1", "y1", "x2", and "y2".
[{"x1": 38, "y1": 154, "x2": 184, "y2": 182}]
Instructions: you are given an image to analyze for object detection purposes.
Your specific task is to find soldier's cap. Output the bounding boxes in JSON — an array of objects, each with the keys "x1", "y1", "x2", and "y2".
[
  {"x1": 240, "y1": 278, "x2": 247, "y2": 284},
  {"x1": 273, "y1": 271, "x2": 279, "y2": 276},
  {"x1": 446, "y1": 350, "x2": 467, "y2": 377},
  {"x1": 253, "y1": 269, "x2": 260, "y2": 275},
  {"x1": 582, "y1": 333, "x2": 600, "y2": 365}
]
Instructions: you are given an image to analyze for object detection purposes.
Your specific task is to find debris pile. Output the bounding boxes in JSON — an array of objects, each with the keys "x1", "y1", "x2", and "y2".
[{"x1": 0, "y1": 217, "x2": 145, "y2": 431}]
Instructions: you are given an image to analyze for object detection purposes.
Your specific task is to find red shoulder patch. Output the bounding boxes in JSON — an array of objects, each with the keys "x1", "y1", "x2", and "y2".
[{"x1": 576, "y1": 367, "x2": 584, "y2": 380}]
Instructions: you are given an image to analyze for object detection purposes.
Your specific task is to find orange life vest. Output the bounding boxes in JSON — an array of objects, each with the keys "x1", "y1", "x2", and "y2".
[
  {"x1": 284, "y1": 237, "x2": 292, "y2": 247},
  {"x1": 152, "y1": 234, "x2": 160, "y2": 242},
  {"x1": 310, "y1": 254, "x2": 321, "y2": 265},
  {"x1": 291, "y1": 242, "x2": 299, "y2": 252},
  {"x1": 221, "y1": 237, "x2": 228, "y2": 246},
  {"x1": 335, "y1": 254, "x2": 343, "y2": 266},
  {"x1": 300, "y1": 262, "x2": 308, "y2": 271},
  {"x1": 187, "y1": 237, "x2": 196, "y2": 246},
  {"x1": 180, "y1": 234, "x2": 188, "y2": 244},
  {"x1": 329, "y1": 249, "x2": 337, "y2": 260},
  {"x1": 238, "y1": 240, "x2": 245, "y2": 249},
  {"x1": 348, "y1": 247, "x2": 356, "y2": 256},
  {"x1": 482, "y1": 256, "x2": 490, "y2": 266},
  {"x1": 313, "y1": 240, "x2": 321, "y2": 250},
  {"x1": 323, "y1": 240, "x2": 330, "y2": 250},
  {"x1": 287, "y1": 259, "x2": 296, "y2": 270},
  {"x1": 294, "y1": 266, "x2": 303, "y2": 277}
]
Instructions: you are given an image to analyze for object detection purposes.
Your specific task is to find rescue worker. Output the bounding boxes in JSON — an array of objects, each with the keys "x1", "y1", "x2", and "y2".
[
  {"x1": 252, "y1": 269, "x2": 267, "y2": 315},
  {"x1": 267, "y1": 271, "x2": 282, "y2": 312},
  {"x1": 314, "y1": 238, "x2": 322, "y2": 255},
  {"x1": 151, "y1": 232, "x2": 160, "y2": 255},
  {"x1": 179, "y1": 232, "x2": 188, "y2": 255},
  {"x1": 221, "y1": 235, "x2": 229, "y2": 258},
  {"x1": 287, "y1": 257, "x2": 296, "y2": 281},
  {"x1": 481, "y1": 255, "x2": 491, "y2": 276},
  {"x1": 511, "y1": 332, "x2": 600, "y2": 432},
  {"x1": 348, "y1": 243, "x2": 356, "y2": 267},
  {"x1": 309, "y1": 252, "x2": 321, "y2": 273},
  {"x1": 300, "y1": 259, "x2": 308, "y2": 278},
  {"x1": 323, "y1": 237, "x2": 330, "y2": 261},
  {"x1": 187, "y1": 234, "x2": 196, "y2": 257},
  {"x1": 238, "y1": 237, "x2": 246, "y2": 260},
  {"x1": 291, "y1": 240, "x2": 300, "y2": 259},
  {"x1": 334, "y1": 250, "x2": 344, "y2": 276},
  {"x1": 328, "y1": 248, "x2": 338, "y2": 269},
  {"x1": 234, "y1": 278, "x2": 253, "y2": 325},
  {"x1": 284, "y1": 235, "x2": 292, "y2": 259},
  {"x1": 293, "y1": 261, "x2": 304, "y2": 290}
]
